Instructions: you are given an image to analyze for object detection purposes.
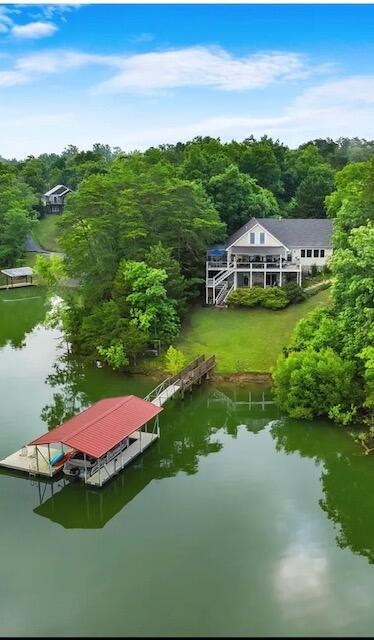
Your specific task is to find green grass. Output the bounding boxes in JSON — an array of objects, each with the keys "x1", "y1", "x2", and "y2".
[
  {"x1": 171, "y1": 288, "x2": 331, "y2": 374},
  {"x1": 33, "y1": 215, "x2": 59, "y2": 251}
]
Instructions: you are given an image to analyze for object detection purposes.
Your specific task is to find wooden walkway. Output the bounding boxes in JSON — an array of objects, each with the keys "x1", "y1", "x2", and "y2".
[{"x1": 145, "y1": 354, "x2": 216, "y2": 407}]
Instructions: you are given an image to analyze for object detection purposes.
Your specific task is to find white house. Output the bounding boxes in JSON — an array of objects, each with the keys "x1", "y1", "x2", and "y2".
[
  {"x1": 206, "y1": 217, "x2": 333, "y2": 306},
  {"x1": 42, "y1": 185, "x2": 71, "y2": 214}
]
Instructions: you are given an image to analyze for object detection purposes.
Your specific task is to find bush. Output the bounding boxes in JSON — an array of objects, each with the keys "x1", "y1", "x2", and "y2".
[
  {"x1": 165, "y1": 345, "x2": 186, "y2": 375},
  {"x1": 227, "y1": 287, "x2": 265, "y2": 308},
  {"x1": 273, "y1": 347, "x2": 362, "y2": 422},
  {"x1": 281, "y1": 282, "x2": 306, "y2": 304},
  {"x1": 261, "y1": 287, "x2": 289, "y2": 309},
  {"x1": 310, "y1": 263, "x2": 319, "y2": 277},
  {"x1": 305, "y1": 281, "x2": 332, "y2": 298},
  {"x1": 227, "y1": 286, "x2": 288, "y2": 309}
]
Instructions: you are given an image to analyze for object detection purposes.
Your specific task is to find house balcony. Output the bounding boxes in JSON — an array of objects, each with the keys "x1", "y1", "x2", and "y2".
[{"x1": 206, "y1": 258, "x2": 301, "y2": 272}]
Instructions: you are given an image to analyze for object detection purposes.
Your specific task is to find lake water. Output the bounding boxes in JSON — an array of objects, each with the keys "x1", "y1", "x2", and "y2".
[{"x1": 1, "y1": 288, "x2": 374, "y2": 637}]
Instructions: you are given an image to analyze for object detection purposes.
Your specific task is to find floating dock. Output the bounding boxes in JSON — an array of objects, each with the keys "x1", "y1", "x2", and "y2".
[
  {"x1": 0, "y1": 445, "x2": 64, "y2": 477},
  {"x1": 0, "y1": 267, "x2": 36, "y2": 290},
  {"x1": 0, "y1": 354, "x2": 216, "y2": 487}
]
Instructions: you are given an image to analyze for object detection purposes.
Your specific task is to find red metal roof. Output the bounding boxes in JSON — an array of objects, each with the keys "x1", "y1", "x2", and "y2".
[{"x1": 29, "y1": 396, "x2": 162, "y2": 458}]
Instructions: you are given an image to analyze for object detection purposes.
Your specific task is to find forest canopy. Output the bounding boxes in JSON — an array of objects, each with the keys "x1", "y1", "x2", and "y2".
[{"x1": 1, "y1": 135, "x2": 373, "y2": 427}]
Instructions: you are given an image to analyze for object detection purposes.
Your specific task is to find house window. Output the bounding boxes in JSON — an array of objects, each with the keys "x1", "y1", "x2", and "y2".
[
  {"x1": 250, "y1": 232, "x2": 255, "y2": 244},
  {"x1": 313, "y1": 249, "x2": 319, "y2": 258},
  {"x1": 301, "y1": 249, "x2": 305, "y2": 258},
  {"x1": 320, "y1": 249, "x2": 325, "y2": 258},
  {"x1": 307, "y1": 249, "x2": 312, "y2": 258},
  {"x1": 259, "y1": 232, "x2": 265, "y2": 245}
]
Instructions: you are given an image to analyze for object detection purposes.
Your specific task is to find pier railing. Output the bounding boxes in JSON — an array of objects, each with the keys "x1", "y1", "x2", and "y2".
[{"x1": 144, "y1": 354, "x2": 215, "y2": 406}]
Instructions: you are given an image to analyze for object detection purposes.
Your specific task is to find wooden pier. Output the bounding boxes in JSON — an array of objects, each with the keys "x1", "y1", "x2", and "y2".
[{"x1": 145, "y1": 354, "x2": 216, "y2": 407}]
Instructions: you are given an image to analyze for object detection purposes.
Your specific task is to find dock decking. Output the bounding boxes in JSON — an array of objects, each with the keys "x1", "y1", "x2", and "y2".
[
  {"x1": 0, "y1": 446, "x2": 63, "y2": 477},
  {"x1": 0, "y1": 282, "x2": 37, "y2": 290},
  {"x1": 86, "y1": 431, "x2": 157, "y2": 486}
]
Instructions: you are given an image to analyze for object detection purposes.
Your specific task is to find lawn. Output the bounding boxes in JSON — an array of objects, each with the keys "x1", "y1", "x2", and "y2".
[
  {"x1": 33, "y1": 215, "x2": 59, "y2": 251},
  {"x1": 173, "y1": 288, "x2": 331, "y2": 374}
]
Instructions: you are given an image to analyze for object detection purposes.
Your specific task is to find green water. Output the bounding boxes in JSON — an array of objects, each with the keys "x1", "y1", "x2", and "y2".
[{"x1": 2, "y1": 288, "x2": 374, "y2": 637}]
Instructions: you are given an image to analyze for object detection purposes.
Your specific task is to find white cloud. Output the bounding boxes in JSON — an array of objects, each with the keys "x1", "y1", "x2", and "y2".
[
  {"x1": 96, "y1": 47, "x2": 311, "y2": 94},
  {"x1": 121, "y1": 75, "x2": 374, "y2": 148},
  {"x1": 0, "y1": 46, "x2": 320, "y2": 93},
  {"x1": 11, "y1": 21, "x2": 58, "y2": 39}
]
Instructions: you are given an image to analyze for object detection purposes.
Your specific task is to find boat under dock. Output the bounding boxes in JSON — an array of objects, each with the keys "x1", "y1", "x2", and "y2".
[{"x1": 86, "y1": 430, "x2": 157, "y2": 487}]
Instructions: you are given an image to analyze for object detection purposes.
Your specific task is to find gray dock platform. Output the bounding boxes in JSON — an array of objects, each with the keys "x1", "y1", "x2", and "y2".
[
  {"x1": 0, "y1": 445, "x2": 62, "y2": 477},
  {"x1": 86, "y1": 431, "x2": 158, "y2": 486}
]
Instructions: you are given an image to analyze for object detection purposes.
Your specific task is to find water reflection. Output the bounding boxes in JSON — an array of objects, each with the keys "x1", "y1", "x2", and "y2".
[
  {"x1": 0, "y1": 288, "x2": 47, "y2": 349},
  {"x1": 41, "y1": 356, "x2": 88, "y2": 428},
  {"x1": 33, "y1": 385, "x2": 276, "y2": 529},
  {"x1": 271, "y1": 419, "x2": 374, "y2": 565}
]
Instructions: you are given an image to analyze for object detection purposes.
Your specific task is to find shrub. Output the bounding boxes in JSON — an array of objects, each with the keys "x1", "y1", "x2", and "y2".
[
  {"x1": 310, "y1": 263, "x2": 319, "y2": 277},
  {"x1": 305, "y1": 281, "x2": 332, "y2": 298},
  {"x1": 261, "y1": 287, "x2": 289, "y2": 309},
  {"x1": 165, "y1": 346, "x2": 186, "y2": 375},
  {"x1": 273, "y1": 347, "x2": 362, "y2": 422},
  {"x1": 227, "y1": 288, "x2": 265, "y2": 307},
  {"x1": 281, "y1": 282, "x2": 306, "y2": 304}
]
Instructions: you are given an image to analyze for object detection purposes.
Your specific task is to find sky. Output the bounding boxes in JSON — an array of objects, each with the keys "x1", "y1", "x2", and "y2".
[{"x1": 1, "y1": 3, "x2": 374, "y2": 159}]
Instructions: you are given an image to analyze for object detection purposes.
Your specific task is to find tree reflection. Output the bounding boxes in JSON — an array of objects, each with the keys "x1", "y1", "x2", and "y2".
[
  {"x1": 0, "y1": 289, "x2": 47, "y2": 349},
  {"x1": 271, "y1": 418, "x2": 374, "y2": 564},
  {"x1": 41, "y1": 355, "x2": 88, "y2": 429}
]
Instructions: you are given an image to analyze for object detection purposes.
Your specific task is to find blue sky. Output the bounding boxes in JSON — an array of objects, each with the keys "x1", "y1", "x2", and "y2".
[{"x1": 1, "y1": 3, "x2": 374, "y2": 158}]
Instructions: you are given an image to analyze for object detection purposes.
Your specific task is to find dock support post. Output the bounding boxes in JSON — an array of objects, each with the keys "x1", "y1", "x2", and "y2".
[{"x1": 47, "y1": 444, "x2": 52, "y2": 477}]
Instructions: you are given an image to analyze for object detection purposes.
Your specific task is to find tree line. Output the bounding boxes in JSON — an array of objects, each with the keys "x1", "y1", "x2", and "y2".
[{"x1": 0, "y1": 135, "x2": 373, "y2": 428}]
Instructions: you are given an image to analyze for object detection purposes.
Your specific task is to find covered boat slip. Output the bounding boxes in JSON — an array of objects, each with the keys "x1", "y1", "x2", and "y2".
[
  {"x1": 0, "y1": 267, "x2": 35, "y2": 290},
  {"x1": 0, "y1": 395, "x2": 162, "y2": 487}
]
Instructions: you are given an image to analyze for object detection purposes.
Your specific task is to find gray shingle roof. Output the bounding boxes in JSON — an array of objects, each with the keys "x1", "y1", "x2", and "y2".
[
  {"x1": 44, "y1": 184, "x2": 71, "y2": 197},
  {"x1": 226, "y1": 217, "x2": 333, "y2": 249}
]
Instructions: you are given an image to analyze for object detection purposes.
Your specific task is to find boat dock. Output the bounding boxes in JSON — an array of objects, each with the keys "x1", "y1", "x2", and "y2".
[
  {"x1": 0, "y1": 354, "x2": 216, "y2": 487},
  {"x1": 0, "y1": 267, "x2": 36, "y2": 290}
]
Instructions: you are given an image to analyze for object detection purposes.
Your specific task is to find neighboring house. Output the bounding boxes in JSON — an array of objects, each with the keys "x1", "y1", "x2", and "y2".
[
  {"x1": 206, "y1": 217, "x2": 333, "y2": 306},
  {"x1": 42, "y1": 185, "x2": 71, "y2": 214}
]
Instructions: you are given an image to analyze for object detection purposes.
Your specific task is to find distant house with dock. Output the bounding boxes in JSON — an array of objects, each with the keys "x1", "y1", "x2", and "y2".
[{"x1": 42, "y1": 184, "x2": 71, "y2": 214}]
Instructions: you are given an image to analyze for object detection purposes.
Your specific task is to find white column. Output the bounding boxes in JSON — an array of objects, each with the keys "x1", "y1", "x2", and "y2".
[
  {"x1": 234, "y1": 269, "x2": 238, "y2": 290},
  {"x1": 264, "y1": 263, "x2": 267, "y2": 289},
  {"x1": 299, "y1": 265, "x2": 302, "y2": 286},
  {"x1": 279, "y1": 259, "x2": 283, "y2": 287},
  {"x1": 205, "y1": 260, "x2": 209, "y2": 304},
  {"x1": 249, "y1": 263, "x2": 253, "y2": 288}
]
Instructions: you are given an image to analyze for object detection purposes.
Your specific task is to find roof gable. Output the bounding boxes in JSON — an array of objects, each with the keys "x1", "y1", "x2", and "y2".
[
  {"x1": 44, "y1": 184, "x2": 71, "y2": 197},
  {"x1": 226, "y1": 217, "x2": 333, "y2": 249}
]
